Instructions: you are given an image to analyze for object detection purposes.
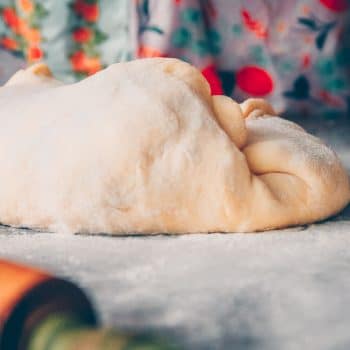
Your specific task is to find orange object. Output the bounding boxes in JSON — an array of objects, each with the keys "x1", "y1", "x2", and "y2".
[
  {"x1": 137, "y1": 45, "x2": 164, "y2": 58},
  {"x1": 0, "y1": 260, "x2": 96, "y2": 350},
  {"x1": 21, "y1": 27, "x2": 41, "y2": 45},
  {"x1": 0, "y1": 260, "x2": 49, "y2": 322},
  {"x1": 70, "y1": 51, "x2": 102, "y2": 75},
  {"x1": 241, "y1": 9, "x2": 268, "y2": 39},
  {"x1": 19, "y1": 0, "x2": 34, "y2": 14}
]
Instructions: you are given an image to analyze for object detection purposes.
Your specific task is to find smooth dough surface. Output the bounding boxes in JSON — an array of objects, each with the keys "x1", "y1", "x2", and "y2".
[{"x1": 0, "y1": 58, "x2": 349, "y2": 234}]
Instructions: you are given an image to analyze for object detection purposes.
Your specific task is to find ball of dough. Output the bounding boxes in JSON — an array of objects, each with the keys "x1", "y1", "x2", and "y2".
[{"x1": 0, "y1": 58, "x2": 349, "y2": 234}]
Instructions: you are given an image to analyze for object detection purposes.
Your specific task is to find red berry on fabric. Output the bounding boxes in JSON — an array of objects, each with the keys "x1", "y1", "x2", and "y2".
[
  {"x1": 241, "y1": 9, "x2": 268, "y2": 39},
  {"x1": 319, "y1": 0, "x2": 349, "y2": 12},
  {"x1": 70, "y1": 51, "x2": 86, "y2": 71},
  {"x1": 73, "y1": 27, "x2": 92, "y2": 43},
  {"x1": 201, "y1": 65, "x2": 224, "y2": 95},
  {"x1": 137, "y1": 45, "x2": 164, "y2": 58},
  {"x1": 0, "y1": 36, "x2": 18, "y2": 50},
  {"x1": 27, "y1": 46, "x2": 43, "y2": 61},
  {"x1": 82, "y1": 3, "x2": 99, "y2": 22},
  {"x1": 73, "y1": 0, "x2": 99, "y2": 22},
  {"x1": 236, "y1": 66, "x2": 273, "y2": 96},
  {"x1": 2, "y1": 7, "x2": 20, "y2": 31}
]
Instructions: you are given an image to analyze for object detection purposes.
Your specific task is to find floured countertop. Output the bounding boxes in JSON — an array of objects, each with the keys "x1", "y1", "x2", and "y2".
[{"x1": 0, "y1": 209, "x2": 349, "y2": 350}]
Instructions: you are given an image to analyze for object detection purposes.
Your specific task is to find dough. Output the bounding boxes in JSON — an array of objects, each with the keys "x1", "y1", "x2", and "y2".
[{"x1": 0, "y1": 58, "x2": 349, "y2": 234}]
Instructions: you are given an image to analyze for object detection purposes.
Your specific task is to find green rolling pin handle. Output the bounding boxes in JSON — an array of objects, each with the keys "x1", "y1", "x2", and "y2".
[{"x1": 27, "y1": 313, "x2": 180, "y2": 350}]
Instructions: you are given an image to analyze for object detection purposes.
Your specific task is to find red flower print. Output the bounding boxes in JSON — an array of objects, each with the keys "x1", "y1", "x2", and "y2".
[
  {"x1": 85, "y1": 57, "x2": 101, "y2": 75},
  {"x1": 302, "y1": 54, "x2": 311, "y2": 69},
  {"x1": 2, "y1": 8, "x2": 30, "y2": 36},
  {"x1": 138, "y1": 45, "x2": 164, "y2": 58},
  {"x1": 241, "y1": 9, "x2": 268, "y2": 39},
  {"x1": 73, "y1": 0, "x2": 99, "y2": 22},
  {"x1": 27, "y1": 46, "x2": 43, "y2": 62},
  {"x1": 0, "y1": 37, "x2": 18, "y2": 50},
  {"x1": 19, "y1": 0, "x2": 34, "y2": 14},
  {"x1": 21, "y1": 26, "x2": 41, "y2": 44},
  {"x1": 2, "y1": 7, "x2": 20, "y2": 31},
  {"x1": 82, "y1": 3, "x2": 99, "y2": 22},
  {"x1": 201, "y1": 65, "x2": 224, "y2": 95},
  {"x1": 319, "y1": 90, "x2": 344, "y2": 107},
  {"x1": 71, "y1": 51, "x2": 86, "y2": 71},
  {"x1": 73, "y1": 27, "x2": 92, "y2": 43},
  {"x1": 236, "y1": 66, "x2": 274, "y2": 96},
  {"x1": 2, "y1": 6, "x2": 43, "y2": 45},
  {"x1": 319, "y1": 0, "x2": 349, "y2": 12},
  {"x1": 70, "y1": 51, "x2": 101, "y2": 75}
]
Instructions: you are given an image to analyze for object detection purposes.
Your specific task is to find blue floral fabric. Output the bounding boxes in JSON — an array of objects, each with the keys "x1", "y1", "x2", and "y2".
[{"x1": 1, "y1": 0, "x2": 349, "y2": 117}]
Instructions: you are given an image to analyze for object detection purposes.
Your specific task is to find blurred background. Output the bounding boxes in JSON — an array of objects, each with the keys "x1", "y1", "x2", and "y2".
[
  {"x1": 1, "y1": 0, "x2": 349, "y2": 155},
  {"x1": 1, "y1": 0, "x2": 350, "y2": 113},
  {"x1": 1, "y1": 0, "x2": 349, "y2": 165}
]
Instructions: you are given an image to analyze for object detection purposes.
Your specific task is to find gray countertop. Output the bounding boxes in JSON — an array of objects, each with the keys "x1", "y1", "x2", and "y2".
[{"x1": 0, "y1": 208, "x2": 349, "y2": 350}]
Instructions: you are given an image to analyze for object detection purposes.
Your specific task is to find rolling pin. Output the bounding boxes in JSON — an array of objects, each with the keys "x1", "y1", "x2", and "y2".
[{"x1": 0, "y1": 259, "x2": 176, "y2": 350}]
